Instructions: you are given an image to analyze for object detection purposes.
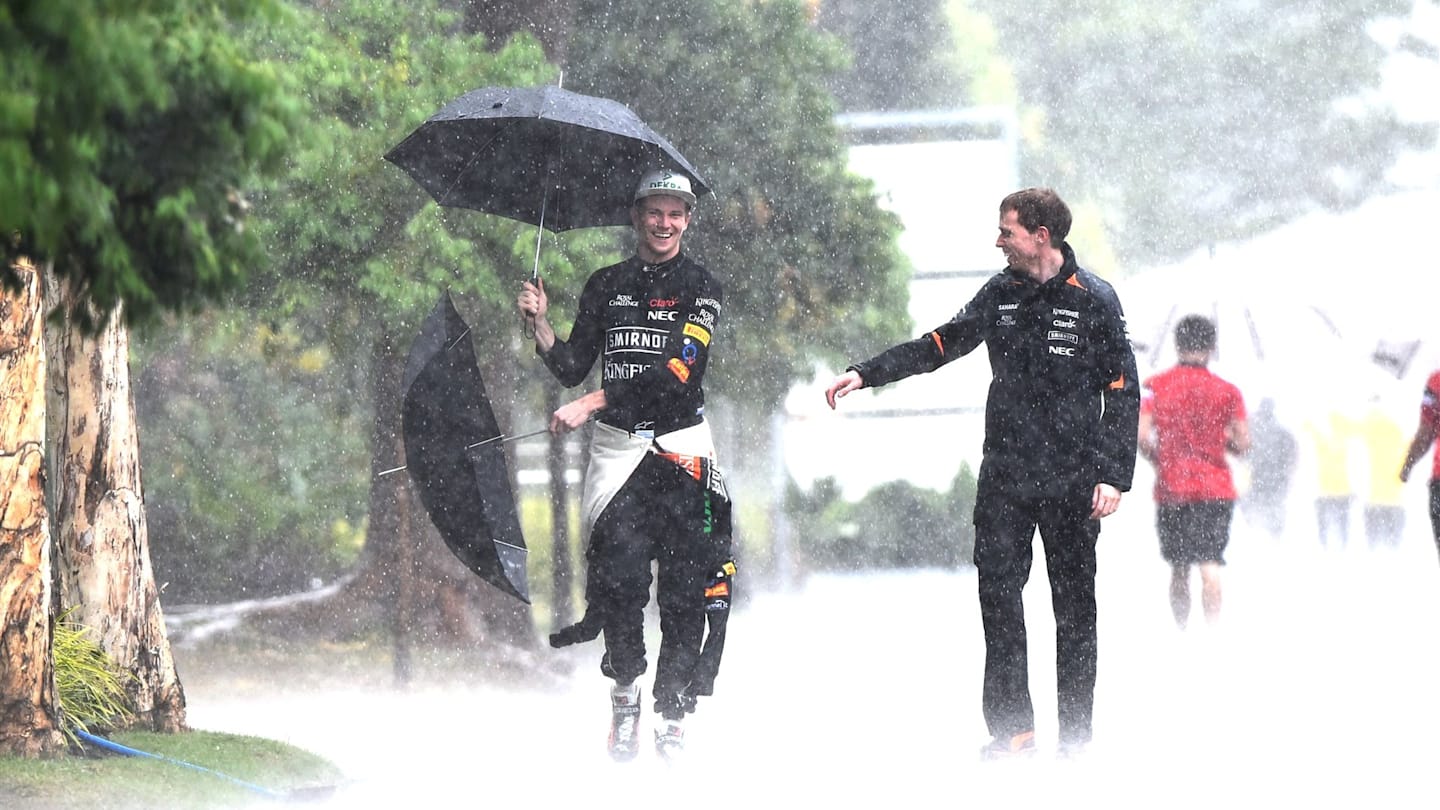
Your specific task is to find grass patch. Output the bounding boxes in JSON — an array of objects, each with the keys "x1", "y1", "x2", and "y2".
[{"x1": 0, "y1": 729, "x2": 343, "y2": 809}]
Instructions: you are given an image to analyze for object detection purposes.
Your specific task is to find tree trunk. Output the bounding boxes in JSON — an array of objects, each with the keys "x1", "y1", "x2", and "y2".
[
  {"x1": 0, "y1": 259, "x2": 62, "y2": 757},
  {"x1": 46, "y1": 278, "x2": 185, "y2": 732}
]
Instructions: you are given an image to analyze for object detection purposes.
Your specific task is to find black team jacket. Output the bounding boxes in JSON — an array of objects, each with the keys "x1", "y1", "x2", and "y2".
[
  {"x1": 540, "y1": 253, "x2": 722, "y2": 438},
  {"x1": 851, "y1": 243, "x2": 1139, "y2": 501}
]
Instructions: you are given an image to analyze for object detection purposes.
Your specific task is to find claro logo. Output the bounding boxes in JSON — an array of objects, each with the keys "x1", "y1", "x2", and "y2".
[{"x1": 650, "y1": 297, "x2": 679, "y2": 308}]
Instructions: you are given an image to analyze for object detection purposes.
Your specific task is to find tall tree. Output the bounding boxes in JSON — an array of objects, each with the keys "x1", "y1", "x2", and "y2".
[
  {"x1": 222, "y1": 0, "x2": 560, "y2": 653},
  {"x1": 46, "y1": 283, "x2": 184, "y2": 732},
  {"x1": 814, "y1": 0, "x2": 969, "y2": 112},
  {"x1": 0, "y1": 0, "x2": 299, "y2": 752},
  {"x1": 0, "y1": 260, "x2": 60, "y2": 756},
  {"x1": 967, "y1": 0, "x2": 1433, "y2": 265}
]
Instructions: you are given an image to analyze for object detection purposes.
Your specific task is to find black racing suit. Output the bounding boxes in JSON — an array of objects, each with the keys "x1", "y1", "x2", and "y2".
[
  {"x1": 539, "y1": 252, "x2": 732, "y2": 720},
  {"x1": 852, "y1": 243, "x2": 1139, "y2": 745}
]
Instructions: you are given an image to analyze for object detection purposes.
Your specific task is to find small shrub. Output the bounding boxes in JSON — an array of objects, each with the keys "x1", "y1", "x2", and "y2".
[{"x1": 53, "y1": 610, "x2": 134, "y2": 746}]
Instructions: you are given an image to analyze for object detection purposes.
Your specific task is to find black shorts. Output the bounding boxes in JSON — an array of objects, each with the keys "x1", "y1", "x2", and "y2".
[{"x1": 1156, "y1": 500, "x2": 1234, "y2": 565}]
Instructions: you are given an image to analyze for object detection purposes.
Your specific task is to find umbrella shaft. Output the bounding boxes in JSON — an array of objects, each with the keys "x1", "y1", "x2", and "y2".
[{"x1": 468, "y1": 426, "x2": 551, "y2": 449}]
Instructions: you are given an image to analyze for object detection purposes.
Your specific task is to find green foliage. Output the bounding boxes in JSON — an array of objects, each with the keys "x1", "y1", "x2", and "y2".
[
  {"x1": 815, "y1": 0, "x2": 970, "y2": 112},
  {"x1": 566, "y1": 0, "x2": 914, "y2": 412},
  {"x1": 133, "y1": 0, "x2": 567, "y2": 602},
  {"x1": 0, "y1": 0, "x2": 302, "y2": 332},
  {"x1": 134, "y1": 313, "x2": 370, "y2": 602},
  {"x1": 790, "y1": 464, "x2": 976, "y2": 572},
  {"x1": 239, "y1": 0, "x2": 566, "y2": 334},
  {"x1": 53, "y1": 611, "x2": 134, "y2": 747},
  {"x1": 964, "y1": 0, "x2": 1433, "y2": 265}
]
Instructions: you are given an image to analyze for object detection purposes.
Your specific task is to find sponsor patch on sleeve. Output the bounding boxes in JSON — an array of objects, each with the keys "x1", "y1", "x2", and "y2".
[
  {"x1": 667, "y1": 357, "x2": 691, "y2": 383},
  {"x1": 683, "y1": 322, "x2": 711, "y2": 345}
]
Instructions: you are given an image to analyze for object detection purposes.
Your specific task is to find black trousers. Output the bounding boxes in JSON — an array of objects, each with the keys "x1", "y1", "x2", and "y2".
[
  {"x1": 1429, "y1": 481, "x2": 1440, "y2": 561},
  {"x1": 973, "y1": 489, "x2": 1100, "y2": 745},
  {"x1": 588, "y1": 453, "x2": 730, "y2": 719}
]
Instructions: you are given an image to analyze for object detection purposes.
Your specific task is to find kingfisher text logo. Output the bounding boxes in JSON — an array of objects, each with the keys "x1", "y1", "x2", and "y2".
[
  {"x1": 1053, "y1": 307, "x2": 1079, "y2": 318},
  {"x1": 605, "y1": 361, "x2": 650, "y2": 380},
  {"x1": 694, "y1": 297, "x2": 721, "y2": 311}
]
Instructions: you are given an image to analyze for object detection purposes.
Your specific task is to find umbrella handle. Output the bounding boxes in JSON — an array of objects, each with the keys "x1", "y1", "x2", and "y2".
[{"x1": 521, "y1": 186, "x2": 549, "y2": 339}]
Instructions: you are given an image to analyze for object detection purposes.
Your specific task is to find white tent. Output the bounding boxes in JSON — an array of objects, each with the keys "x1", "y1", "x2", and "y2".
[{"x1": 1119, "y1": 188, "x2": 1440, "y2": 416}]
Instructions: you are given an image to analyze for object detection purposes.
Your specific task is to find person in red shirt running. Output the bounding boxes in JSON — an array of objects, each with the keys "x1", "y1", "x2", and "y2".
[
  {"x1": 1138, "y1": 315, "x2": 1250, "y2": 628},
  {"x1": 1399, "y1": 370, "x2": 1440, "y2": 562}
]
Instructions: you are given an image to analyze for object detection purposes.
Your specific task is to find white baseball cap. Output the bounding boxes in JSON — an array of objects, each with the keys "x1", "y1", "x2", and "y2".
[{"x1": 634, "y1": 168, "x2": 697, "y2": 207}]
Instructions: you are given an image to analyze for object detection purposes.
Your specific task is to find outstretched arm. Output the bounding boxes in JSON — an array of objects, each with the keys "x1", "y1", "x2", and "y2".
[
  {"x1": 825, "y1": 369, "x2": 864, "y2": 409},
  {"x1": 1401, "y1": 422, "x2": 1438, "y2": 482}
]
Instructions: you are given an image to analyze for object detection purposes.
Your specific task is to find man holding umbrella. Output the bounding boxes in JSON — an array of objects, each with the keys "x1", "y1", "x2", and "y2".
[{"x1": 517, "y1": 169, "x2": 733, "y2": 763}]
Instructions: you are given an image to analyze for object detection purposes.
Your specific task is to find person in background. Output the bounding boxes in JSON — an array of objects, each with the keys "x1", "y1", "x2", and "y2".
[
  {"x1": 824, "y1": 187, "x2": 1139, "y2": 760},
  {"x1": 517, "y1": 169, "x2": 734, "y2": 763},
  {"x1": 1360, "y1": 397, "x2": 1407, "y2": 549},
  {"x1": 1399, "y1": 370, "x2": 1440, "y2": 562},
  {"x1": 1138, "y1": 315, "x2": 1249, "y2": 628},
  {"x1": 1306, "y1": 412, "x2": 1355, "y2": 550},
  {"x1": 1239, "y1": 398, "x2": 1296, "y2": 539}
]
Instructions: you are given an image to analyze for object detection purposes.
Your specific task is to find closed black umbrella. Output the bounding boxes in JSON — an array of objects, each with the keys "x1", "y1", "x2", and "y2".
[
  {"x1": 401, "y1": 292, "x2": 529, "y2": 604},
  {"x1": 383, "y1": 84, "x2": 711, "y2": 234}
]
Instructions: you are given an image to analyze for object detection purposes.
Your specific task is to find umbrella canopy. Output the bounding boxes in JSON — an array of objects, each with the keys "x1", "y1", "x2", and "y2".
[
  {"x1": 383, "y1": 85, "x2": 711, "y2": 232},
  {"x1": 401, "y1": 292, "x2": 530, "y2": 604}
]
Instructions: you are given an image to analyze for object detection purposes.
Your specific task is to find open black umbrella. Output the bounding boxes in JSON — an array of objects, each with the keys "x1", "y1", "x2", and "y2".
[
  {"x1": 383, "y1": 84, "x2": 711, "y2": 236},
  {"x1": 401, "y1": 292, "x2": 529, "y2": 604}
]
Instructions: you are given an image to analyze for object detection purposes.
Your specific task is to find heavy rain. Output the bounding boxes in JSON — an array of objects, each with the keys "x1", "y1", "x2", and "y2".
[{"x1": 3, "y1": 1, "x2": 1439, "y2": 808}]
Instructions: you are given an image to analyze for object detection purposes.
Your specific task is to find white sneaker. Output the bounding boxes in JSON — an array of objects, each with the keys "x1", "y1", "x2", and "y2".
[
  {"x1": 608, "y1": 683, "x2": 641, "y2": 762},
  {"x1": 654, "y1": 718, "x2": 685, "y2": 762}
]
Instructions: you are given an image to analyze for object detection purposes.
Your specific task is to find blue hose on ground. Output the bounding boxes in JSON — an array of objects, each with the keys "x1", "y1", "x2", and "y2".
[{"x1": 74, "y1": 728, "x2": 286, "y2": 800}]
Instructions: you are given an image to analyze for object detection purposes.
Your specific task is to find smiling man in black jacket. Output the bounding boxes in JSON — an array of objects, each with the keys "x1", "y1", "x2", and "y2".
[
  {"x1": 825, "y1": 187, "x2": 1139, "y2": 760},
  {"x1": 518, "y1": 169, "x2": 733, "y2": 764}
]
